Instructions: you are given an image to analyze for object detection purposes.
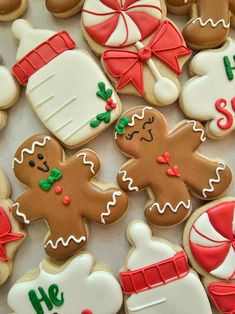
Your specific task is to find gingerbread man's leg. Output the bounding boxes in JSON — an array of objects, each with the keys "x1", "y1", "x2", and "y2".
[
  {"x1": 82, "y1": 185, "x2": 128, "y2": 225},
  {"x1": 181, "y1": 156, "x2": 232, "y2": 200},
  {"x1": 44, "y1": 215, "x2": 87, "y2": 260},
  {"x1": 145, "y1": 178, "x2": 191, "y2": 227}
]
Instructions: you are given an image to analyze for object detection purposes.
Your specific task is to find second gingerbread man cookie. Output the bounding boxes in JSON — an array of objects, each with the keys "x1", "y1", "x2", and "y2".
[
  {"x1": 12, "y1": 135, "x2": 128, "y2": 260},
  {"x1": 115, "y1": 106, "x2": 232, "y2": 228}
]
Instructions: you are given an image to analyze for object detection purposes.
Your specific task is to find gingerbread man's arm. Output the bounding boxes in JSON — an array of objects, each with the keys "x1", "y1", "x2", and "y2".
[
  {"x1": 66, "y1": 149, "x2": 100, "y2": 180},
  {"x1": 169, "y1": 120, "x2": 206, "y2": 151},
  {"x1": 82, "y1": 185, "x2": 128, "y2": 225},
  {"x1": 12, "y1": 190, "x2": 44, "y2": 225},
  {"x1": 117, "y1": 160, "x2": 148, "y2": 192}
]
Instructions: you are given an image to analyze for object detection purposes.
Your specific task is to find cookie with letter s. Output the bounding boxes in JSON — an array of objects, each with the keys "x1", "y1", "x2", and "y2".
[
  {"x1": 120, "y1": 220, "x2": 212, "y2": 314},
  {"x1": 115, "y1": 106, "x2": 232, "y2": 228},
  {"x1": 12, "y1": 134, "x2": 128, "y2": 260},
  {"x1": 8, "y1": 252, "x2": 123, "y2": 314},
  {"x1": 183, "y1": 198, "x2": 235, "y2": 314},
  {"x1": 11, "y1": 19, "x2": 122, "y2": 149},
  {"x1": 0, "y1": 169, "x2": 26, "y2": 286},
  {"x1": 45, "y1": 0, "x2": 84, "y2": 18},
  {"x1": 180, "y1": 38, "x2": 235, "y2": 140},
  {"x1": 166, "y1": 0, "x2": 235, "y2": 50},
  {"x1": 81, "y1": 0, "x2": 191, "y2": 107},
  {"x1": 0, "y1": 0, "x2": 28, "y2": 21}
]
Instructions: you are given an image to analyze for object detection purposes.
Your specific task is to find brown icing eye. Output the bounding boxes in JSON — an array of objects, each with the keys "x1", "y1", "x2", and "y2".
[
  {"x1": 37, "y1": 153, "x2": 44, "y2": 160},
  {"x1": 143, "y1": 116, "x2": 154, "y2": 129},
  {"x1": 126, "y1": 131, "x2": 139, "y2": 140},
  {"x1": 29, "y1": 160, "x2": 35, "y2": 167}
]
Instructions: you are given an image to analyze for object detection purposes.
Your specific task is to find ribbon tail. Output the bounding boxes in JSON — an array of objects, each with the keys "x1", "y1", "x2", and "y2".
[
  {"x1": 0, "y1": 244, "x2": 8, "y2": 262},
  {"x1": 209, "y1": 282, "x2": 235, "y2": 314},
  {"x1": 0, "y1": 232, "x2": 24, "y2": 244}
]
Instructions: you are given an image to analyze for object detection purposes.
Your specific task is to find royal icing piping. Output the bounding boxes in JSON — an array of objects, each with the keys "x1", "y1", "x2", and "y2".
[
  {"x1": 13, "y1": 136, "x2": 51, "y2": 167},
  {"x1": 13, "y1": 203, "x2": 30, "y2": 224},
  {"x1": 77, "y1": 153, "x2": 95, "y2": 174},
  {"x1": 119, "y1": 171, "x2": 139, "y2": 191},
  {"x1": 187, "y1": 120, "x2": 207, "y2": 142},
  {"x1": 45, "y1": 235, "x2": 87, "y2": 250},
  {"x1": 101, "y1": 191, "x2": 122, "y2": 224},
  {"x1": 202, "y1": 162, "x2": 226, "y2": 198},
  {"x1": 192, "y1": 18, "x2": 230, "y2": 29},
  {"x1": 150, "y1": 200, "x2": 191, "y2": 214},
  {"x1": 128, "y1": 107, "x2": 152, "y2": 127}
]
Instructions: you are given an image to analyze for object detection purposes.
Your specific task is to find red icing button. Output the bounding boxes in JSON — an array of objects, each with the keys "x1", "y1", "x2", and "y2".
[
  {"x1": 55, "y1": 186, "x2": 62, "y2": 194},
  {"x1": 63, "y1": 196, "x2": 71, "y2": 205},
  {"x1": 81, "y1": 310, "x2": 93, "y2": 314}
]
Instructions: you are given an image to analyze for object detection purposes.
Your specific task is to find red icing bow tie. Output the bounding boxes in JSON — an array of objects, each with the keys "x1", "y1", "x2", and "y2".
[
  {"x1": 0, "y1": 207, "x2": 24, "y2": 262},
  {"x1": 103, "y1": 20, "x2": 191, "y2": 96},
  {"x1": 209, "y1": 282, "x2": 235, "y2": 314}
]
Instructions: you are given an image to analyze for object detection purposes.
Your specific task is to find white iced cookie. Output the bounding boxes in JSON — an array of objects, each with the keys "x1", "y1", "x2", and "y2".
[
  {"x1": 0, "y1": 58, "x2": 19, "y2": 131},
  {"x1": 0, "y1": 0, "x2": 28, "y2": 21},
  {"x1": 8, "y1": 252, "x2": 123, "y2": 314},
  {"x1": 180, "y1": 38, "x2": 235, "y2": 140},
  {"x1": 0, "y1": 169, "x2": 25, "y2": 286},
  {"x1": 11, "y1": 19, "x2": 122, "y2": 148},
  {"x1": 120, "y1": 220, "x2": 212, "y2": 314}
]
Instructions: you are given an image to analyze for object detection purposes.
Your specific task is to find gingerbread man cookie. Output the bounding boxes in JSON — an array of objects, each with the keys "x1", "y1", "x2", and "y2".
[
  {"x1": 45, "y1": 0, "x2": 84, "y2": 18},
  {"x1": 120, "y1": 220, "x2": 212, "y2": 313},
  {"x1": 0, "y1": 0, "x2": 28, "y2": 21},
  {"x1": 0, "y1": 169, "x2": 25, "y2": 286},
  {"x1": 181, "y1": 38, "x2": 235, "y2": 140},
  {"x1": 183, "y1": 198, "x2": 235, "y2": 314},
  {"x1": 166, "y1": 0, "x2": 235, "y2": 50},
  {"x1": 12, "y1": 135, "x2": 128, "y2": 260},
  {"x1": 115, "y1": 106, "x2": 232, "y2": 228},
  {"x1": 81, "y1": 0, "x2": 191, "y2": 107},
  {"x1": 0, "y1": 57, "x2": 19, "y2": 132},
  {"x1": 8, "y1": 252, "x2": 123, "y2": 314},
  {"x1": 11, "y1": 19, "x2": 122, "y2": 149}
]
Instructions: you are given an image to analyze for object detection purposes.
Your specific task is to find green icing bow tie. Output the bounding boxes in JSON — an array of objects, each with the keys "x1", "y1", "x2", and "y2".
[
  {"x1": 115, "y1": 116, "x2": 131, "y2": 135},
  {"x1": 39, "y1": 169, "x2": 62, "y2": 191}
]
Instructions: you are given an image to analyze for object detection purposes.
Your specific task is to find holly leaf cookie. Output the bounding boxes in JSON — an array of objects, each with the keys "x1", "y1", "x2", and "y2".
[
  {"x1": 0, "y1": 0, "x2": 28, "y2": 21},
  {"x1": 180, "y1": 38, "x2": 235, "y2": 140},
  {"x1": 120, "y1": 220, "x2": 212, "y2": 313},
  {"x1": 11, "y1": 19, "x2": 123, "y2": 149},
  {"x1": 115, "y1": 106, "x2": 232, "y2": 228},
  {"x1": 183, "y1": 198, "x2": 235, "y2": 314},
  {"x1": 0, "y1": 169, "x2": 26, "y2": 286},
  {"x1": 12, "y1": 134, "x2": 128, "y2": 260},
  {"x1": 8, "y1": 252, "x2": 123, "y2": 314}
]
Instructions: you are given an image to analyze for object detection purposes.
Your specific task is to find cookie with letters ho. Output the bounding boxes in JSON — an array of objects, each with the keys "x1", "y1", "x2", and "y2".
[
  {"x1": 12, "y1": 134, "x2": 128, "y2": 260},
  {"x1": 120, "y1": 220, "x2": 212, "y2": 314},
  {"x1": 115, "y1": 106, "x2": 232, "y2": 228},
  {"x1": 183, "y1": 198, "x2": 235, "y2": 314},
  {"x1": 8, "y1": 252, "x2": 123, "y2": 314}
]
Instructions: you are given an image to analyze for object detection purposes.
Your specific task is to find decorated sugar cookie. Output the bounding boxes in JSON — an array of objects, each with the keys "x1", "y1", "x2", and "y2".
[
  {"x1": 11, "y1": 19, "x2": 122, "y2": 149},
  {"x1": 0, "y1": 0, "x2": 28, "y2": 21},
  {"x1": 8, "y1": 252, "x2": 123, "y2": 314},
  {"x1": 81, "y1": 0, "x2": 191, "y2": 107},
  {"x1": 12, "y1": 135, "x2": 128, "y2": 260},
  {"x1": 120, "y1": 220, "x2": 212, "y2": 313},
  {"x1": 181, "y1": 38, "x2": 235, "y2": 140},
  {"x1": 0, "y1": 169, "x2": 25, "y2": 286},
  {"x1": 45, "y1": 0, "x2": 85, "y2": 18},
  {"x1": 0, "y1": 58, "x2": 19, "y2": 132},
  {"x1": 166, "y1": 0, "x2": 235, "y2": 50},
  {"x1": 183, "y1": 198, "x2": 235, "y2": 314},
  {"x1": 115, "y1": 106, "x2": 232, "y2": 228}
]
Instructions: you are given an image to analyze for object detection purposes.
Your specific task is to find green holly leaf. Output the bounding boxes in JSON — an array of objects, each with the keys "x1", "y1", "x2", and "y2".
[
  {"x1": 97, "y1": 112, "x2": 107, "y2": 121},
  {"x1": 96, "y1": 90, "x2": 107, "y2": 101},
  {"x1": 90, "y1": 120, "x2": 101, "y2": 128},
  {"x1": 104, "y1": 111, "x2": 111, "y2": 124},
  {"x1": 105, "y1": 89, "x2": 113, "y2": 99},
  {"x1": 98, "y1": 82, "x2": 106, "y2": 92}
]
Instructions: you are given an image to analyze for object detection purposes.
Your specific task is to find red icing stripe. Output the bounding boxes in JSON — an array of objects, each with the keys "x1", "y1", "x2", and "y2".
[{"x1": 209, "y1": 282, "x2": 235, "y2": 314}]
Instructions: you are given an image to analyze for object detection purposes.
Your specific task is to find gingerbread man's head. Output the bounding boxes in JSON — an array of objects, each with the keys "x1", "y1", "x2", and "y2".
[
  {"x1": 13, "y1": 135, "x2": 63, "y2": 186},
  {"x1": 115, "y1": 106, "x2": 167, "y2": 158}
]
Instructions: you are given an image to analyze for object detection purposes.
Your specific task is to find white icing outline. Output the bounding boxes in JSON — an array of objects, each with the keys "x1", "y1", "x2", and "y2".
[
  {"x1": 13, "y1": 136, "x2": 51, "y2": 167},
  {"x1": 202, "y1": 162, "x2": 226, "y2": 198},
  {"x1": 192, "y1": 18, "x2": 230, "y2": 29},
  {"x1": 128, "y1": 107, "x2": 152, "y2": 127},
  {"x1": 77, "y1": 152, "x2": 95, "y2": 174},
  {"x1": 101, "y1": 191, "x2": 122, "y2": 224},
  {"x1": 119, "y1": 170, "x2": 139, "y2": 191},
  {"x1": 13, "y1": 203, "x2": 30, "y2": 224},
  {"x1": 45, "y1": 235, "x2": 86, "y2": 249},
  {"x1": 128, "y1": 297, "x2": 167, "y2": 312},
  {"x1": 150, "y1": 200, "x2": 191, "y2": 214},
  {"x1": 187, "y1": 120, "x2": 206, "y2": 142}
]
